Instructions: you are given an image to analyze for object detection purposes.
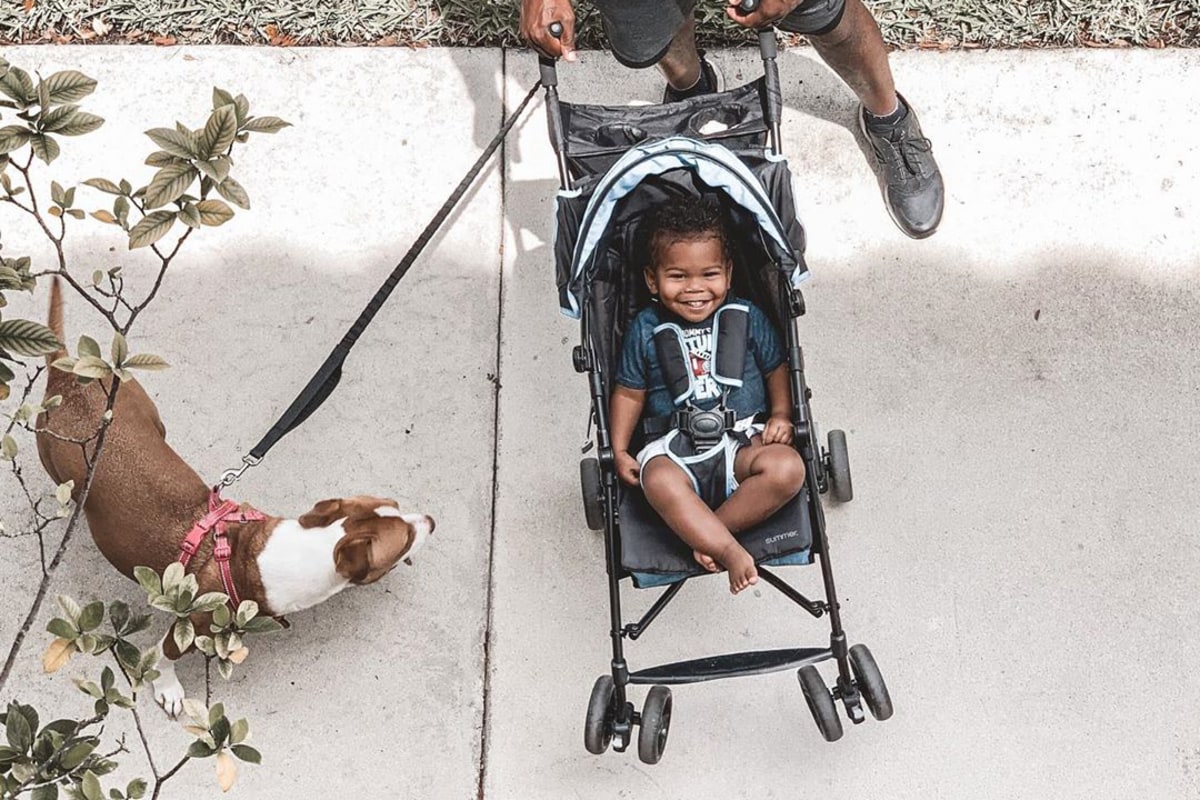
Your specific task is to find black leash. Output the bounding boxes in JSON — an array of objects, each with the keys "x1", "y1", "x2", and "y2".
[{"x1": 219, "y1": 79, "x2": 545, "y2": 487}]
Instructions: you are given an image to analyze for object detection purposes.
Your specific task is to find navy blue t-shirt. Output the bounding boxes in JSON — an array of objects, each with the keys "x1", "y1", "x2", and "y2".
[{"x1": 615, "y1": 297, "x2": 786, "y2": 420}]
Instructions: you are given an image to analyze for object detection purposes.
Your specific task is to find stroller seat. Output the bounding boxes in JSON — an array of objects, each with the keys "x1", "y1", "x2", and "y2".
[{"x1": 619, "y1": 484, "x2": 813, "y2": 588}]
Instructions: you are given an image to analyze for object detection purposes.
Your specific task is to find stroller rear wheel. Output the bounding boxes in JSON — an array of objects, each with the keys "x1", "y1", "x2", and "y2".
[
  {"x1": 638, "y1": 685, "x2": 673, "y2": 765},
  {"x1": 826, "y1": 430, "x2": 853, "y2": 502},
  {"x1": 580, "y1": 457, "x2": 604, "y2": 531},
  {"x1": 584, "y1": 675, "x2": 616, "y2": 754},
  {"x1": 797, "y1": 665, "x2": 844, "y2": 742},
  {"x1": 849, "y1": 644, "x2": 893, "y2": 721}
]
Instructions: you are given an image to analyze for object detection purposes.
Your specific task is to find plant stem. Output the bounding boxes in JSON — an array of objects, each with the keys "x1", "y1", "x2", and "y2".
[{"x1": 0, "y1": 378, "x2": 120, "y2": 694}]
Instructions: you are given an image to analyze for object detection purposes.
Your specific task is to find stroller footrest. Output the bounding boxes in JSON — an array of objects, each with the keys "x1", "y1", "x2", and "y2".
[{"x1": 629, "y1": 647, "x2": 832, "y2": 685}]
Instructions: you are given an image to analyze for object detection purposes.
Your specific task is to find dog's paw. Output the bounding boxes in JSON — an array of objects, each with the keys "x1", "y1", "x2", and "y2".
[{"x1": 151, "y1": 667, "x2": 187, "y2": 719}]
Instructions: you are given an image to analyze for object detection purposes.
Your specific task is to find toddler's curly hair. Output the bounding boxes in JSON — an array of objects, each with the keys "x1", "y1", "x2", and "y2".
[{"x1": 644, "y1": 196, "x2": 731, "y2": 268}]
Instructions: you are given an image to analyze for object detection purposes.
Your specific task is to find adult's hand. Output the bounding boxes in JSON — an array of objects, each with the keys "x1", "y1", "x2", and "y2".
[
  {"x1": 520, "y1": 0, "x2": 578, "y2": 62},
  {"x1": 726, "y1": 0, "x2": 801, "y2": 28}
]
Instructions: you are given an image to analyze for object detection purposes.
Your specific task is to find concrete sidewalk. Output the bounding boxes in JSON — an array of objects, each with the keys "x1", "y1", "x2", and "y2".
[{"x1": 2, "y1": 45, "x2": 1199, "y2": 799}]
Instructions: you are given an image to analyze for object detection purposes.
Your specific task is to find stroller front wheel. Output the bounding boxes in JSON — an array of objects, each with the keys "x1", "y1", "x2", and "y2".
[
  {"x1": 580, "y1": 457, "x2": 604, "y2": 531},
  {"x1": 637, "y1": 685, "x2": 673, "y2": 765},
  {"x1": 826, "y1": 429, "x2": 853, "y2": 502},
  {"x1": 584, "y1": 674, "x2": 616, "y2": 754},
  {"x1": 798, "y1": 665, "x2": 844, "y2": 742},
  {"x1": 849, "y1": 644, "x2": 893, "y2": 721}
]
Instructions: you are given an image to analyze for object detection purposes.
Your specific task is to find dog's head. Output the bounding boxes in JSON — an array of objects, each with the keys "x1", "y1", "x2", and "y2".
[{"x1": 298, "y1": 496, "x2": 434, "y2": 585}]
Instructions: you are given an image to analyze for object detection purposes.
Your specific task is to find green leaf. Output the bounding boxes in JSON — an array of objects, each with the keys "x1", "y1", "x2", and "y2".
[
  {"x1": 193, "y1": 635, "x2": 216, "y2": 656},
  {"x1": 233, "y1": 95, "x2": 250, "y2": 126},
  {"x1": 128, "y1": 210, "x2": 176, "y2": 249},
  {"x1": 191, "y1": 592, "x2": 228, "y2": 614},
  {"x1": 187, "y1": 740, "x2": 215, "y2": 759},
  {"x1": 195, "y1": 199, "x2": 234, "y2": 226},
  {"x1": 211, "y1": 716, "x2": 231, "y2": 748},
  {"x1": 215, "y1": 176, "x2": 249, "y2": 210},
  {"x1": 83, "y1": 177, "x2": 122, "y2": 195},
  {"x1": 178, "y1": 202, "x2": 201, "y2": 229},
  {"x1": 51, "y1": 356, "x2": 77, "y2": 373},
  {"x1": 173, "y1": 618, "x2": 194, "y2": 652},
  {"x1": 56, "y1": 595, "x2": 83, "y2": 625},
  {"x1": 30, "y1": 133, "x2": 61, "y2": 164},
  {"x1": 1, "y1": 434, "x2": 16, "y2": 460},
  {"x1": 54, "y1": 110, "x2": 105, "y2": 137},
  {"x1": 66, "y1": 208, "x2": 86, "y2": 220},
  {"x1": 162, "y1": 561, "x2": 185, "y2": 593},
  {"x1": 81, "y1": 770, "x2": 104, "y2": 800},
  {"x1": 114, "y1": 640, "x2": 140, "y2": 672},
  {"x1": 77, "y1": 333, "x2": 101, "y2": 358},
  {"x1": 212, "y1": 87, "x2": 234, "y2": 110},
  {"x1": 211, "y1": 604, "x2": 231, "y2": 630},
  {"x1": 47, "y1": 617, "x2": 78, "y2": 639},
  {"x1": 110, "y1": 333, "x2": 127, "y2": 366},
  {"x1": 106, "y1": 601, "x2": 129, "y2": 634},
  {"x1": 242, "y1": 116, "x2": 291, "y2": 134},
  {"x1": 217, "y1": 658, "x2": 233, "y2": 680},
  {"x1": 203, "y1": 105, "x2": 237, "y2": 158},
  {"x1": 72, "y1": 356, "x2": 111, "y2": 380},
  {"x1": 126, "y1": 778, "x2": 147, "y2": 799},
  {"x1": 5, "y1": 703, "x2": 32, "y2": 752},
  {"x1": 143, "y1": 163, "x2": 197, "y2": 209},
  {"x1": 133, "y1": 565, "x2": 161, "y2": 596},
  {"x1": 31, "y1": 783, "x2": 58, "y2": 800},
  {"x1": 61, "y1": 738, "x2": 97, "y2": 769},
  {"x1": 143, "y1": 150, "x2": 183, "y2": 168},
  {"x1": 126, "y1": 613, "x2": 152, "y2": 636},
  {"x1": 42, "y1": 71, "x2": 97, "y2": 105},
  {"x1": 122, "y1": 353, "x2": 169, "y2": 370},
  {"x1": 144, "y1": 128, "x2": 194, "y2": 159},
  {"x1": 78, "y1": 601, "x2": 104, "y2": 632},
  {"x1": 51, "y1": 180, "x2": 65, "y2": 205},
  {"x1": 229, "y1": 718, "x2": 249, "y2": 745},
  {"x1": 0, "y1": 67, "x2": 33, "y2": 107},
  {"x1": 0, "y1": 318, "x2": 60, "y2": 356},
  {"x1": 0, "y1": 124, "x2": 31, "y2": 154},
  {"x1": 235, "y1": 600, "x2": 259, "y2": 626},
  {"x1": 240, "y1": 616, "x2": 282, "y2": 634}
]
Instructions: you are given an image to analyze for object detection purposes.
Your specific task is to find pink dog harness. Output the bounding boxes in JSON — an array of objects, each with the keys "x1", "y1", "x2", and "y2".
[{"x1": 177, "y1": 489, "x2": 266, "y2": 608}]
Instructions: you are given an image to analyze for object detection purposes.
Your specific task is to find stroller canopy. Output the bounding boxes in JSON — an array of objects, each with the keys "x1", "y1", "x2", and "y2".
[{"x1": 554, "y1": 135, "x2": 808, "y2": 318}]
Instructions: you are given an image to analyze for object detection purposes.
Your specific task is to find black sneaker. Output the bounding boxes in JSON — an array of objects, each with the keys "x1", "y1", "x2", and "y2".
[
  {"x1": 663, "y1": 54, "x2": 719, "y2": 104},
  {"x1": 859, "y1": 93, "x2": 944, "y2": 239}
]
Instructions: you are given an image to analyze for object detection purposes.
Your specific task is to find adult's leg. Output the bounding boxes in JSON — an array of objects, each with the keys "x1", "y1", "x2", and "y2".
[
  {"x1": 641, "y1": 457, "x2": 758, "y2": 592},
  {"x1": 805, "y1": 0, "x2": 895, "y2": 114}
]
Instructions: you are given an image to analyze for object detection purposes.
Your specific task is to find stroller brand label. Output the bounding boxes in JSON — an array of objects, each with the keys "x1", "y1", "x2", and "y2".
[{"x1": 765, "y1": 530, "x2": 800, "y2": 545}]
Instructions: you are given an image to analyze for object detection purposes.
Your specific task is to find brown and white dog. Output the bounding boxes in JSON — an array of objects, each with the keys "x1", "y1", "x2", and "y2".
[{"x1": 35, "y1": 281, "x2": 433, "y2": 716}]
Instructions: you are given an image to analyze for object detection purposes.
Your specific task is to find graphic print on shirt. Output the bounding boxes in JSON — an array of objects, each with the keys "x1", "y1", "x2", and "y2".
[{"x1": 682, "y1": 325, "x2": 719, "y2": 402}]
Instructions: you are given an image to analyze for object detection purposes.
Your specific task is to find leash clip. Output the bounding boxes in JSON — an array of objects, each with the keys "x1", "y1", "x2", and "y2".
[{"x1": 219, "y1": 455, "x2": 262, "y2": 488}]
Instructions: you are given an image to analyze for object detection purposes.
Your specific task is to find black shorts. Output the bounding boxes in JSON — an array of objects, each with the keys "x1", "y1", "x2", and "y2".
[{"x1": 593, "y1": 0, "x2": 847, "y2": 68}]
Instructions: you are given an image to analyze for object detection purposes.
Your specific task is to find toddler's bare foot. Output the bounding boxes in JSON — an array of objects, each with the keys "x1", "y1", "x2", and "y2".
[
  {"x1": 714, "y1": 541, "x2": 758, "y2": 594},
  {"x1": 693, "y1": 550, "x2": 719, "y2": 572}
]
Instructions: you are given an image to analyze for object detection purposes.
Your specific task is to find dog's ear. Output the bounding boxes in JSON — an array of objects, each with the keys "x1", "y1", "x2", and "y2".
[
  {"x1": 335, "y1": 516, "x2": 415, "y2": 584},
  {"x1": 333, "y1": 533, "x2": 372, "y2": 583},
  {"x1": 299, "y1": 498, "x2": 343, "y2": 528}
]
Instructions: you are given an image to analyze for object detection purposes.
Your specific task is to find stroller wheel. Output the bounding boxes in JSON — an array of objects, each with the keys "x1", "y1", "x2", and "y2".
[
  {"x1": 584, "y1": 675, "x2": 616, "y2": 754},
  {"x1": 580, "y1": 457, "x2": 604, "y2": 531},
  {"x1": 637, "y1": 685, "x2": 672, "y2": 765},
  {"x1": 849, "y1": 644, "x2": 893, "y2": 721},
  {"x1": 827, "y1": 430, "x2": 853, "y2": 502},
  {"x1": 797, "y1": 666, "x2": 843, "y2": 742}
]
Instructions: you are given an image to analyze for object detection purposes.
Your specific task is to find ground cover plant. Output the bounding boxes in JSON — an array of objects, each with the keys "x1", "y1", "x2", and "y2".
[{"x1": 1, "y1": 0, "x2": 1197, "y2": 48}]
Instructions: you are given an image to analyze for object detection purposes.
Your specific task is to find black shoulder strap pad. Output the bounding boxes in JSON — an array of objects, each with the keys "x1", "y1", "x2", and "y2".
[
  {"x1": 652, "y1": 323, "x2": 694, "y2": 406},
  {"x1": 711, "y1": 304, "x2": 749, "y2": 388}
]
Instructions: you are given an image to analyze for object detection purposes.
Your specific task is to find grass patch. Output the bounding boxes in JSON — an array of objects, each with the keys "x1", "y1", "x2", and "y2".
[{"x1": 2, "y1": 0, "x2": 1197, "y2": 47}]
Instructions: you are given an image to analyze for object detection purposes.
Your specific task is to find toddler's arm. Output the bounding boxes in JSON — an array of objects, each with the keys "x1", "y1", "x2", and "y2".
[
  {"x1": 761, "y1": 365, "x2": 794, "y2": 445},
  {"x1": 610, "y1": 384, "x2": 646, "y2": 486}
]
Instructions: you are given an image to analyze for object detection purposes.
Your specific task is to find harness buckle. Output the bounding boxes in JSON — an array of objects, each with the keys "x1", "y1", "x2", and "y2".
[
  {"x1": 213, "y1": 536, "x2": 233, "y2": 562},
  {"x1": 179, "y1": 538, "x2": 199, "y2": 557}
]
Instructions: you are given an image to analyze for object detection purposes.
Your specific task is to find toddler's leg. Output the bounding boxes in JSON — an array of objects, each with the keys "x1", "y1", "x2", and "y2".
[
  {"x1": 717, "y1": 441, "x2": 807, "y2": 534},
  {"x1": 641, "y1": 457, "x2": 758, "y2": 594}
]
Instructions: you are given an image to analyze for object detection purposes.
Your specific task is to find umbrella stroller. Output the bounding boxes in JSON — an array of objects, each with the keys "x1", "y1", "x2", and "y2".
[{"x1": 539, "y1": 31, "x2": 892, "y2": 765}]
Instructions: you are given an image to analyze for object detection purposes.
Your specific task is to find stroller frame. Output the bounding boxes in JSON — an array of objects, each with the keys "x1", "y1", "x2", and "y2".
[{"x1": 540, "y1": 31, "x2": 890, "y2": 762}]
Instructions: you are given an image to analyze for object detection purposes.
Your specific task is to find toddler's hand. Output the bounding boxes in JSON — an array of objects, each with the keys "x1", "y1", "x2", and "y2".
[
  {"x1": 615, "y1": 451, "x2": 641, "y2": 486},
  {"x1": 763, "y1": 414, "x2": 794, "y2": 445}
]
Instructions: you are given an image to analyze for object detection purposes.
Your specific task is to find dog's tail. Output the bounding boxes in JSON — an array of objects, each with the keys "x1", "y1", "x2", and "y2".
[{"x1": 46, "y1": 277, "x2": 66, "y2": 365}]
